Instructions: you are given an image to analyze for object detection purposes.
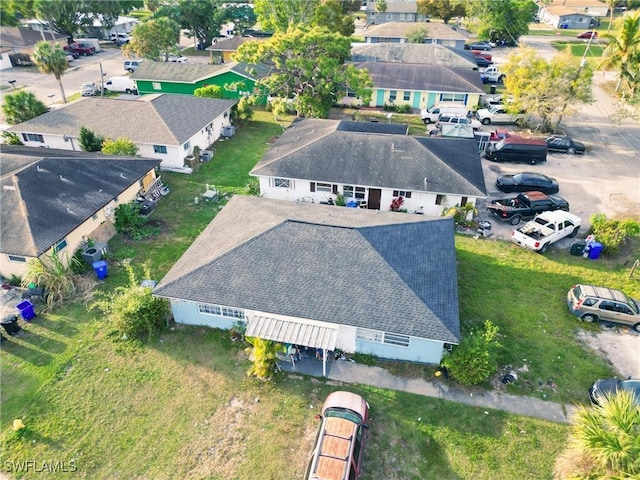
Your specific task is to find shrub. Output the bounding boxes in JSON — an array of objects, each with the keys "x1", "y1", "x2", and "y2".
[
  {"x1": 90, "y1": 262, "x2": 169, "y2": 341},
  {"x1": 443, "y1": 203, "x2": 478, "y2": 227},
  {"x1": 395, "y1": 104, "x2": 413, "y2": 114},
  {"x1": 390, "y1": 196, "x2": 404, "y2": 211},
  {"x1": 441, "y1": 320, "x2": 501, "y2": 386},
  {"x1": 24, "y1": 251, "x2": 82, "y2": 309},
  {"x1": 114, "y1": 202, "x2": 157, "y2": 240},
  {"x1": 590, "y1": 213, "x2": 640, "y2": 255},
  {"x1": 245, "y1": 337, "x2": 278, "y2": 378},
  {"x1": 78, "y1": 126, "x2": 105, "y2": 152}
]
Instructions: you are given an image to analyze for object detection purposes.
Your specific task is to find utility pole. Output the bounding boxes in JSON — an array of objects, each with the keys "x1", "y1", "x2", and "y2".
[{"x1": 100, "y1": 62, "x2": 105, "y2": 97}]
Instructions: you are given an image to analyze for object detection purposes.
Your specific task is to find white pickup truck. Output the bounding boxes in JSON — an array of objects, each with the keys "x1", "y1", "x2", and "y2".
[
  {"x1": 511, "y1": 210, "x2": 582, "y2": 253},
  {"x1": 420, "y1": 104, "x2": 468, "y2": 124},
  {"x1": 480, "y1": 66, "x2": 505, "y2": 83}
]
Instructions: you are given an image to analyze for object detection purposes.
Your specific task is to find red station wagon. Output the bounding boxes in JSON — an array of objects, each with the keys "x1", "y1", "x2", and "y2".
[{"x1": 306, "y1": 391, "x2": 370, "y2": 480}]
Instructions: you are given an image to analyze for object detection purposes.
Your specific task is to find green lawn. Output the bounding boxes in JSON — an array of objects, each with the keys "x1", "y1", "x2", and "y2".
[{"x1": 2, "y1": 108, "x2": 638, "y2": 478}]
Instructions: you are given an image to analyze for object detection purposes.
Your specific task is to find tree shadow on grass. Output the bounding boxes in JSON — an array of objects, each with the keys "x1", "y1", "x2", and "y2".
[{"x1": 1, "y1": 336, "x2": 53, "y2": 366}]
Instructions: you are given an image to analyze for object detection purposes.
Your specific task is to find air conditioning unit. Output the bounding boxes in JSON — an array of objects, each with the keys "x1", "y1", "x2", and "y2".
[
  {"x1": 221, "y1": 125, "x2": 235, "y2": 138},
  {"x1": 200, "y1": 150, "x2": 213, "y2": 162},
  {"x1": 81, "y1": 242, "x2": 108, "y2": 265}
]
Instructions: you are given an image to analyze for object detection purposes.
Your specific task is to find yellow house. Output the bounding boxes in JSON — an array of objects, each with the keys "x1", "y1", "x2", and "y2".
[{"x1": 0, "y1": 147, "x2": 161, "y2": 280}]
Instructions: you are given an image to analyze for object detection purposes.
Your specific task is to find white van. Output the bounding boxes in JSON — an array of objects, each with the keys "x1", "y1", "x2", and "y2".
[
  {"x1": 74, "y1": 38, "x2": 101, "y2": 53},
  {"x1": 104, "y1": 76, "x2": 138, "y2": 94},
  {"x1": 420, "y1": 104, "x2": 469, "y2": 124}
]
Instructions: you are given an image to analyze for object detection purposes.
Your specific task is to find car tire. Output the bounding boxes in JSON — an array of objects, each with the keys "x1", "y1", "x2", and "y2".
[
  {"x1": 481, "y1": 118, "x2": 491, "y2": 125},
  {"x1": 632, "y1": 323, "x2": 640, "y2": 333},
  {"x1": 125, "y1": 89, "x2": 133, "y2": 94},
  {"x1": 538, "y1": 243, "x2": 549, "y2": 254},
  {"x1": 529, "y1": 158, "x2": 537, "y2": 165},
  {"x1": 510, "y1": 215, "x2": 521, "y2": 225},
  {"x1": 568, "y1": 227, "x2": 580, "y2": 238},
  {"x1": 567, "y1": 147, "x2": 576, "y2": 154},
  {"x1": 581, "y1": 314, "x2": 597, "y2": 323},
  {"x1": 423, "y1": 118, "x2": 431, "y2": 125}
]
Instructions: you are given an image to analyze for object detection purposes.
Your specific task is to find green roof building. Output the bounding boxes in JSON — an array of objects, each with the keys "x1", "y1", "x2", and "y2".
[{"x1": 131, "y1": 61, "x2": 271, "y2": 102}]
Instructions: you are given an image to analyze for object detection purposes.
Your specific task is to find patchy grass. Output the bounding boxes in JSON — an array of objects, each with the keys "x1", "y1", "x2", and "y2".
[
  {"x1": 3, "y1": 107, "x2": 637, "y2": 478},
  {"x1": 550, "y1": 40, "x2": 607, "y2": 59}
]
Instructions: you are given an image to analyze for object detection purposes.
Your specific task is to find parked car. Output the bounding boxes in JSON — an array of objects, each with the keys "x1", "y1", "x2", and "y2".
[
  {"x1": 65, "y1": 53, "x2": 76, "y2": 63},
  {"x1": 110, "y1": 33, "x2": 131, "y2": 45},
  {"x1": 466, "y1": 41, "x2": 493, "y2": 50},
  {"x1": 476, "y1": 105, "x2": 525, "y2": 125},
  {"x1": 545, "y1": 135, "x2": 586, "y2": 154},
  {"x1": 589, "y1": 378, "x2": 640, "y2": 406},
  {"x1": 577, "y1": 31, "x2": 598, "y2": 39},
  {"x1": 124, "y1": 59, "x2": 143, "y2": 73},
  {"x1": 166, "y1": 53, "x2": 189, "y2": 63},
  {"x1": 496, "y1": 172, "x2": 559, "y2": 194},
  {"x1": 487, "y1": 191, "x2": 569, "y2": 225},
  {"x1": 475, "y1": 56, "x2": 493, "y2": 68},
  {"x1": 485, "y1": 137, "x2": 547, "y2": 165},
  {"x1": 436, "y1": 115, "x2": 482, "y2": 131},
  {"x1": 305, "y1": 391, "x2": 369, "y2": 480},
  {"x1": 567, "y1": 284, "x2": 640, "y2": 331},
  {"x1": 64, "y1": 42, "x2": 95, "y2": 56},
  {"x1": 104, "y1": 76, "x2": 137, "y2": 94},
  {"x1": 472, "y1": 50, "x2": 492, "y2": 61},
  {"x1": 81, "y1": 81, "x2": 101, "y2": 97}
]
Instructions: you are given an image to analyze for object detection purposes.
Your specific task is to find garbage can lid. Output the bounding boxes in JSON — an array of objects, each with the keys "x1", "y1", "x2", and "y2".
[{"x1": 92, "y1": 260, "x2": 107, "y2": 268}]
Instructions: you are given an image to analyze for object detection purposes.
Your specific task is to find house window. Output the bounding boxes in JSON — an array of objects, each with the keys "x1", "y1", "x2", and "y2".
[
  {"x1": 346, "y1": 89, "x2": 358, "y2": 98},
  {"x1": 53, "y1": 239, "x2": 67, "y2": 253},
  {"x1": 8, "y1": 255, "x2": 26, "y2": 263},
  {"x1": 436, "y1": 194, "x2": 446, "y2": 205},
  {"x1": 392, "y1": 190, "x2": 412, "y2": 198},
  {"x1": 461, "y1": 197, "x2": 468, "y2": 206},
  {"x1": 22, "y1": 133, "x2": 44, "y2": 143},
  {"x1": 356, "y1": 328, "x2": 383, "y2": 343},
  {"x1": 197, "y1": 303, "x2": 245, "y2": 319},
  {"x1": 389, "y1": 90, "x2": 397, "y2": 102},
  {"x1": 343, "y1": 186, "x2": 365, "y2": 199},
  {"x1": 316, "y1": 182, "x2": 332, "y2": 193},
  {"x1": 403, "y1": 91, "x2": 411, "y2": 101},
  {"x1": 272, "y1": 178, "x2": 291, "y2": 188},
  {"x1": 153, "y1": 145, "x2": 167, "y2": 154},
  {"x1": 440, "y1": 93, "x2": 466, "y2": 103},
  {"x1": 183, "y1": 141, "x2": 190, "y2": 151},
  {"x1": 152, "y1": 82, "x2": 161, "y2": 90},
  {"x1": 384, "y1": 332, "x2": 410, "y2": 347}
]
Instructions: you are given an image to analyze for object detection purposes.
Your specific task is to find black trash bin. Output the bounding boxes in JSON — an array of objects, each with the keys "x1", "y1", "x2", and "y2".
[
  {"x1": 570, "y1": 241, "x2": 586, "y2": 256},
  {"x1": 490, "y1": 85, "x2": 497, "y2": 94},
  {"x1": 1, "y1": 315, "x2": 22, "y2": 336}
]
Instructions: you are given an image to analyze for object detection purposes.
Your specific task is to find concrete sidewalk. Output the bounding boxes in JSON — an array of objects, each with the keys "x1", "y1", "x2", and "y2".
[{"x1": 326, "y1": 361, "x2": 576, "y2": 424}]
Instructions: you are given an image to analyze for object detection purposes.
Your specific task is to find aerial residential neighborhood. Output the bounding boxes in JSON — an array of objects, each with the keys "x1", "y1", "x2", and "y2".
[{"x1": 1, "y1": 1, "x2": 639, "y2": 479}]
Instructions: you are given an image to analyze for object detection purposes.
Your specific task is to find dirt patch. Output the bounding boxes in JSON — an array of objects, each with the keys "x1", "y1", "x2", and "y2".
[{"x1": 576, "y1": 329, "x2": 640, "y2": 378}]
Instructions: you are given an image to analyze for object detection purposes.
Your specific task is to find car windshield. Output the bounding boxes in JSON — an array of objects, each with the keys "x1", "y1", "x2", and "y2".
[
  {"x1": 325, "y1": 407, "x2": 363, "y2": 424},
  {"x1": 489, "y1": 105, "x2": 500, "y2": 114},
  {"x1": 512, "y1": 173, "x2": 525, "y2": 182},
  {"x1": 495, "y1": 139, "x2": 506, "y2": 150}
]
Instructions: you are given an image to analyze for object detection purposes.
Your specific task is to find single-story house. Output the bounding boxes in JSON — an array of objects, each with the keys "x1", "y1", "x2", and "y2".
[
  {"x1": 7, "y1": 94, "x2": 237, "y2": 172},
  {"x1": 0, "y1": 26, "x2": 68, "y2": 69},
  {"x1": 346, "y1": 61, "x2": 484, "y2": 110},
  {"x1": 364, "y1": 0, "x2": 429, "y2": 25},
  {"x1": 351, "y1": 43, "x2": 478, "y2": 69},
  {"x1": 131, "y1": 61, "x2": 270, "y2": 100},
  {"x1": 205, "y1": 36, "x2": 265, "y2": 64},
  {"x1": 537, "y1": 0, "x2": 609, "y2": 21},
  {"x1": 537, "y1": 5, "x2": 599, "y2": 28},
  {"x1": 250, "y1": 118, "x2": 486, "y2": 216},
  {"x1": 23, "y1": 15, "x2": 139, "y2": 40},
  {"x1": 153, "y1": 195, "x2": 461, "y2": 371},
  {"x1": 0, "y1": 146, "x2": 161, "y2": 279},
  {"x1": 363, "y1": 21, "x2": 467, "y2": 49}
]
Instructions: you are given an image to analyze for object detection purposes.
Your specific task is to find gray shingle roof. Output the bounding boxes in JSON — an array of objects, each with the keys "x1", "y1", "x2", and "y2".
[
  {"x1": 0, "y1": 26, "x2": 67, "y2": 48},
  {"x1": 0, "y1": 146, "x2": 160, "y2": 257},
  {"x1": 7, "y1": 95, "x2": 237, "y2": 145},
  {"x1": 154, "y1": 196, "x2": 460, "y2": 343},
  {"x1": 205, "y1": 36, "x2": 264, "y2": 52},
  {"x1": 250, "y1": 118, "x2": 486, "y2": 197},
  {"x1": 356, "y1": 61, "x2": 485, "y2": 93},
  {"x1": 131, "y1": 61, "x2": 270, "y2": 83},
  {"x1": 351, "y1": 43, "x2": 477, "y2": 68},
  {"x1": 364, "y1": 21, "x2": 466, "y2": 40}
]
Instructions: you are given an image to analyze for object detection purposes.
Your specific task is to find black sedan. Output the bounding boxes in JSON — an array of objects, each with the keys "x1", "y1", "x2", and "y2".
[
  {"x1": 546, "y1": 135, "x2": 586, "y2": 154},
  {"x1": 475, "y1": 56, "x2": 493, "y2": 68},
  {"x1": 589, "y1": 378, "x2": 640, "y2": 406},
  {"x1": 496, "y1": 172, "x2": 559, "y2": 194}
]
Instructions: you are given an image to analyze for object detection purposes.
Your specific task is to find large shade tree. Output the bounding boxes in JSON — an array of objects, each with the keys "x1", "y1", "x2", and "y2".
[
  {"x1": 468, "y1": 0, "x2": 537, "y2": 45},
  {"x1": 501, "y1": 48, "x2": 593, "y2": 132},
  {"x1": 33, "y1": 0, "x2": 92, "y2": 38},
  {"x1": 253, "y1": 0, "x2": 319, "y2": 32},
  {"x1": 31, "y1": 41, "x2": 69, "y2": 103},
  {"x1": 416, "y1": 0, "x2": 466, "y2": 25},
  {"x1": 600, "y1": 10, "x2": 640, "y2": 98},
  {"x1": 123, "y1": 17, "x2": 180, "y2": 61},
  {"x1": 234, "y1": 26, "x2": 372, "y2": 118},
  {"x1": 174, "y1": 0, "x2": 224, "y2": 49},
  {"x1": 553, "y1": 390, "x2": 640, "y2": 479},
  {"x1": 2, "y1": 91, "x2": 48, "y2": 125}
]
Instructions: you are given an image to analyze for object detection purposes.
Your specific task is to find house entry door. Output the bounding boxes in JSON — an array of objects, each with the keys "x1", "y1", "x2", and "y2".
[{"x1": 368, "y1": 189, "x2": 381, "y2": 210}]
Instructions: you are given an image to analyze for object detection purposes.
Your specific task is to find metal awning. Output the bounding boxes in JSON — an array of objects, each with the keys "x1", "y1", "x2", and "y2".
[{"x1": 246, "y1": 315, "x2": 337, "y2": 351}]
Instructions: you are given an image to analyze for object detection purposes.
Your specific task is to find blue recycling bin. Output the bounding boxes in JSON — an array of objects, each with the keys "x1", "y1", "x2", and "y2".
[
  {"x1": 16, "y1": 300, "x2": 36, "y2": 321},
  {"x1": 588, "y1": 242, "x2": 603, "y2": 260},
  {"x1": 92, "y1": 260, "x2": 108, "y2": 280}
]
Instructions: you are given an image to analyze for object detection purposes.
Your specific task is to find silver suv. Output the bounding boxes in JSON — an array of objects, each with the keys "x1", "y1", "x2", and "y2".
[
  {"x1": 124, "y1": 59, "x2": 142, "y2": 73},
  {"x1": 567, "y1": 284, "x2": 640, "y2": 331}
]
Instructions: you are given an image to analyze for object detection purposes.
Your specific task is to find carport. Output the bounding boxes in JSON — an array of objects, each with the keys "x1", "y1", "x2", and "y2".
[{"x1": 246, "y1": 315, "x2": 338, "y2": 377}]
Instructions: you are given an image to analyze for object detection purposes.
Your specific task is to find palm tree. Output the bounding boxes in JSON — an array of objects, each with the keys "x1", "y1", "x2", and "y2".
[
  {"x1": 553, "y1": 390, "x2": 640, "y2": 479},
  {"x1": 606, "y1": 0, "x2": 616, "y2": 33},
  {"x1": 31, "y1": 41, "x2": 68, "y2": 103},
  {"x1": 600, "y1": 10, "x2": 640, "y2": 96}
]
